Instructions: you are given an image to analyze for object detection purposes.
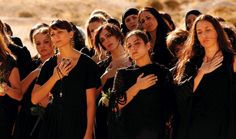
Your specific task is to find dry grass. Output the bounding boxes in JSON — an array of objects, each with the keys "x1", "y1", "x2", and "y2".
[{"x1": 0, "y1": 0, "x2": 235, "y2": 56}]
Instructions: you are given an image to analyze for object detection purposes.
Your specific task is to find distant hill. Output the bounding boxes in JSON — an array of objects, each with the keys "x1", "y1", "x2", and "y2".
[{"x1": 0, "y1": 0, "x2": 235, "y2": 56}]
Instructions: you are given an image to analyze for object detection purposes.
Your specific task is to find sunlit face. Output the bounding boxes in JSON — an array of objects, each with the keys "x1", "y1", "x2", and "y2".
[
  {"x1": 186, "y1": 14, "x2": 198, "y2": 30},
  {"x1": 33, "y1": 33, "x2": 54, "y2": 58},
  {"x1": 196, "y1": 20, "x2": 218, "y2": 49},
  {"x1": 139, "y1": 11, "x2": 158, "y2": 32},
  {"x1": 125, "y1": 14, "x2": 138, "y2": 31},
  {"x1": 99, "y1": 29, "x2": 120, "y2": 52},
  {"x1": 50, "y1": 28, "x2": 73, "y2": 48},
  {"x1": 125, "y1": 35, "x2": 150, "y2": 61},
  {"x1": 88, "y1": 21, "x2": 103, "y2": 43}
]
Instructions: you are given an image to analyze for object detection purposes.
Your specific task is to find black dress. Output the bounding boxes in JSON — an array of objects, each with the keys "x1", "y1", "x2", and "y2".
[
  {"x1": 0, "y1": 55, "x2": 17, "y2": 139},
  {"x1": 95, "y1": 56, "x2": 112, "y2": 139},
  {"x1": 109, "y1": 63, "x2": 175, "y2": 139},
  {"x1": 13, "y1": 59, "x2": 42, "y2": 139},
  {"x1": 175, "y1": 55, "x2": 236, "y2": 139},
  {"x1": 36, "y1": 54, "x2": 101, "y2": 139}
]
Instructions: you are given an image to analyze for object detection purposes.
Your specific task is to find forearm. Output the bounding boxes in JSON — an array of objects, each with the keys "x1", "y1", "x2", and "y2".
[
  {"x1": 5, "y1": 86, "x2": 22, "y2": 101},
  {"x1": 31, "y1": 76, "x2": 58, "y2": 105},
  {"x1": 21, "y1": 69, "x2": 39, "y2": 94},
  {"x1": 118, "y1": 83, "x2": 140, "y2": 110}
]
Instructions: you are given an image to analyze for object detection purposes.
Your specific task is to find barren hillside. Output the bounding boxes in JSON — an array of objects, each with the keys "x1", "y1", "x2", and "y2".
[{"x1": 1, "y1": 0, "x2": 236, "y2": 56}]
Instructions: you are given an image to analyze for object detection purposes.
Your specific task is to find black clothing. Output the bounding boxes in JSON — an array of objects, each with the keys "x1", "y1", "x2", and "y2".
[
  {"x1": 175, "y1": 54, "x2": 236, "y2": 139},
  {"x1": 109, "y1": 63, "x2": 175, "y2": 139},
  {"x1": 11, "y1": 36, "x2": 23, "y2": 47},
  {"x1": 94, "y1": 56, "x2": 112, "y2": 139},
  {"x1": 13, "y1": 59, "x2": 42, "y2": 139},
  {"x1": 0, "y1": 55, "x2": 17, "y2": 139},
  {"x1": 36, "y1": 54, "x2": 101, "y2": 139},
  {"x1": 8, "y1": 44, "x2": 32, "y2": 80}
]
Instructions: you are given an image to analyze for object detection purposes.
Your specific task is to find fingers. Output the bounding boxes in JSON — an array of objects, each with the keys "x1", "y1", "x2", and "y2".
[
  {"x1": 137, "y1": 73, "x2": 144, "y2": 79},
  {"x1": 57, "y1": 62, "x2": 73, "y2": 77},
  {"x1": 137, "y1": 73, "x2": 158, "y2": 90}
]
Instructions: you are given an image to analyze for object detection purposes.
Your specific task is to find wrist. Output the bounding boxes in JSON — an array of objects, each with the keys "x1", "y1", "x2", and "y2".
[{"x1": 197, "y1": 69, "x2": 205, "y2": 76}]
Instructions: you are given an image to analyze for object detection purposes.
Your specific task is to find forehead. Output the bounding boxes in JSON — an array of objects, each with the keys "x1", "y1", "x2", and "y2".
[
  {"x1": 196, "y1": 20, "x2": 214, "y2": 29},
  {"x1": 126, "y1": 14, "x2": 138, "y2": 19},
  {"x1": 127, "y1": 35, "x2": 140, "y2": 42},
  {"x1": 140, "y1": 11, "x2": 153, "y2": 17},
  {"x1": 100, "y1": 28, "x2": 110, "y2": 36},
  {"x1": 187, "y1": 14, "x2": 198, "y2": 20}
]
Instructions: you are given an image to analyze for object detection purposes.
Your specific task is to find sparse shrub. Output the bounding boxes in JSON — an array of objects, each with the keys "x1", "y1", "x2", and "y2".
[
  {"x1": 18, "y1": 11, "x2": 34, "y2": 18},
  {"x1": 146, "y1": 1, "x2": 164, "y2": 11},
  {"x1": 164, "y1": 0, "x2": 180, "y2": 10}
]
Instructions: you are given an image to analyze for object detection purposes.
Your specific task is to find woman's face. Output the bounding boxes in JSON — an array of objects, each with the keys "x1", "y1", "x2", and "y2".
[
  {"x1": 99, "y1": 29, "x2": 120, "y2": 52},
  {"x1": 125, "y1": 35, "x2": 150, "y2": 61},
  {"x1": 196, "y1": 20, "x2": 218, "y2": 49},
  {"x1": 88, "y1": 21, "x2": 103, "y2": 44},
  {"x1": 125, "y1": 14, "x2": 138, "y2": 31},
  {"x1": 33, "y1": 33, "x2": 54, "y2": 58},
  {"x1": 50, "y1": 28, "x2": 73, "y2": 48},
  {"x1": 186, "y1": 14, "x2": 198, "y2": 30},
  {"x1": 139, "y1": 11, "x2": 158, "y2": 32}
]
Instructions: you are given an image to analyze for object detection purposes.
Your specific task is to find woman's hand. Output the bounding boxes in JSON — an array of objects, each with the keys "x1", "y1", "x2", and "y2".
[
  {"x1": 52, "y1": 61, "x2": 73, "y2": 81},
  {"x1": 199, "y1": 54, "x2": 223, "y2": 75},
  {"x1": 0, "y1": 82, "x2": 7, "y2": 96},
  {"x1": 136, "y1": 73, "x2": 158, "y2": 91}
]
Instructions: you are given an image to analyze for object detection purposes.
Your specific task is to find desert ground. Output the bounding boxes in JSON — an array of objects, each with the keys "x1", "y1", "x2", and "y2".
[{"x1": 1, "y1": 0, "x2": 236, "y2": 56}]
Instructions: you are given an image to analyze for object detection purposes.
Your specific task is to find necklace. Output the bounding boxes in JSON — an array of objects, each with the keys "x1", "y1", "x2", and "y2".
[{"x1": 56, "y1": 67, "x2": 64, "y2": 98}]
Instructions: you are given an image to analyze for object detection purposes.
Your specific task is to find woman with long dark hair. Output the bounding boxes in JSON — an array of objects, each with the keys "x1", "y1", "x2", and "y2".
[{"x1": 174, "y1": 14, "x2": 236, "y2": 139}]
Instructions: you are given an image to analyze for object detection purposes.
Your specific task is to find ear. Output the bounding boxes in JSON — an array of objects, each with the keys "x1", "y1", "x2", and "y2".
[
  {"x1": 69, "y1": 31, "x2": 74, "y2": 39},
  {"x1": 146, "y1": 42, "x2": 151, "y2": 50}
]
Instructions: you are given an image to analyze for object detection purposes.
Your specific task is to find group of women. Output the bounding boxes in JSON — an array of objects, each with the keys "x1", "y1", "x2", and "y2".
[{"x1": 0, "y1": 5, "x2": 235, "y2": 139}]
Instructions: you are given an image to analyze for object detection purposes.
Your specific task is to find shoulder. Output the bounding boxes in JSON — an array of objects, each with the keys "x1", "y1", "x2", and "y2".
[
  {"x1": 6, "y1": 54, "x2": 16, "y2": 66},
  {"x1": 41, "y1": 55, "x2": 56, "y2": 69},
  {"x1": 98, "y1": 56, "x2": 111, "y2": 66},
  {"x1": 152, "y1": 62, "x2": 170, "y2": 73}
]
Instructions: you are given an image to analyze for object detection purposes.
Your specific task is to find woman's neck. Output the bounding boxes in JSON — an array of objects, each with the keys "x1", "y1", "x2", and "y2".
[
  {"x1": 136, "y1": 55, "x2": 152, "y2": 67},
  {"x1": 149, "y1": 30, "x2": 156, "y2": 48},
  {"x1": 204, "y1": 46, "x2": 220, "y2": 60},
  {"x1": 111, "y1": 44, "x2": 126, "y2": 60}
]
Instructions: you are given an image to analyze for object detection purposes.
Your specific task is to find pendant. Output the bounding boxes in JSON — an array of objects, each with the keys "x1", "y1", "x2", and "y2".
[{"x1": 60, "y1": 92, "x2": 63, "y2": 98}]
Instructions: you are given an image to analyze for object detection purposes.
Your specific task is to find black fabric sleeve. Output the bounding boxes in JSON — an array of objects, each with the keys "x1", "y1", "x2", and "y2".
[
  {"x1": 35, "y1": 59, "x2": 54, "y2": 86},
  {"x1": 85, "y1": 58, "x2": 101, "y2": 89}
]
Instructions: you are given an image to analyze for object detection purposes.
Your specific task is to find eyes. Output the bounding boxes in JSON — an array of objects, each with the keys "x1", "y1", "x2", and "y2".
[
  {"x1": 125, "y1": 15, "x2": 138, "y2": 24},
  {"x1": 126, "y1": 40, "x2": 142, "y2": 49},
  {"x1": 100, "y1": 33, "x2": 113, "y2": 43},
  {"x1": 140, "y1": 16, "x2": 151, "y2": 24},
  {"x1": 50, "y1": 30, "x2": 64, "y2": 37},
  {"x1": 35, "y1": 39, "x2": 50, "y2": 47},
  {"x1": 197, "y1": 28, "x2": 213, "y2": 35}
]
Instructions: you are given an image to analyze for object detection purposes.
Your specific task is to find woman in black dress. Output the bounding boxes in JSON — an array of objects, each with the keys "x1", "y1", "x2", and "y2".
[
  {"x1": 93, "y1": 23, "x2": 132, "y2": 139},
  {"x1": 0, "y1": 33, "x2": 21, "y2": 139},
  {"x1": 31, "y1": 20, "x2": 101, "y2": 139},
  {"x1": 14, "y1": 23, "x2": 54, "y2": 139},
  {"x1": 174, "y1": 14, "x2": 236, "y2": 139},
  {"x1": 109, "y1": 30, "x2": 175, "y2": 139},
  {"x1": 138, "y1": 7, "x2": 175, "y2": 68}
]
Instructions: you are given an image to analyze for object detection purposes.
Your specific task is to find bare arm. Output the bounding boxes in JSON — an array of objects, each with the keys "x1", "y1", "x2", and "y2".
[
  {"x1": 31, "y1": 61, "x2": 73, "y2": 105},
  {"x1": 21, "y1": 67, "x2": 40, "y2": 94},
  {"x1": 1, "y1": 67, "x2": 22, "y2": 101},
  {"x1": 84, "y1": 88, "x2": 96, "y2": 139}
]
